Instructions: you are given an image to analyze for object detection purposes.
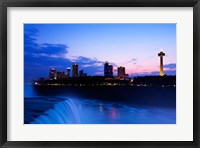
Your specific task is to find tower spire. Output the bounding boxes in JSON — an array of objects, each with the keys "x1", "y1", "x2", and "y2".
[{"x1": 158, "y1": 50, "x2": 165, "y2": 76}]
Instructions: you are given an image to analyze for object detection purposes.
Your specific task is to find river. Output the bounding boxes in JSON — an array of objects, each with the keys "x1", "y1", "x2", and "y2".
[{"x1": 24, "y1": 85, "x2": 176, "y2": 124}]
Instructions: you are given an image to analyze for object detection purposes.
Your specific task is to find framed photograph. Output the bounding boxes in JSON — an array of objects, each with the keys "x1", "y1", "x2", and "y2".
[{"x1": 1, "y1": 0, "x2": 200, "y2": 147}]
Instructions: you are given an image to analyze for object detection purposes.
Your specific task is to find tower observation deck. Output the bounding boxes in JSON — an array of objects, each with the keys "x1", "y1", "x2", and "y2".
[{"x1": 158, "y1": 50, "x2": 165, "y2": 76}]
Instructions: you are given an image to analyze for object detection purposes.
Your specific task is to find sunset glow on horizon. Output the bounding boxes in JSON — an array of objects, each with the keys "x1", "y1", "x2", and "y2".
[{"x1": 24, "y1": 24, "x2": 176, "y2": 82}]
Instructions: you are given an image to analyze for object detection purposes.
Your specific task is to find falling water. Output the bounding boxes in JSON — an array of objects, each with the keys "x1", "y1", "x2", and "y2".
[
  {"x1": 24, "y1": 85, "x2": 176, "y2": 124},
  {"x1": 25, "y1": 97, "x2": 80, "y2": 124}
]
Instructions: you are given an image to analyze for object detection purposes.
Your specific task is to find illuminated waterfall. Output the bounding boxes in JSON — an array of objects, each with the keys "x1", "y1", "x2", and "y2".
[{"x1": 31, "y1": 99, "x2": 80, "y2": 124}]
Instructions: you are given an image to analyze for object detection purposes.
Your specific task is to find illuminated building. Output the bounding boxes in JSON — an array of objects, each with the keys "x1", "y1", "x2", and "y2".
[
  {"x1": 118, "y1": 66, "x2": 125, "y2": 78},
  {"x1": 72, "y1": 63, "x2": 78, "y2": 77},
  {"x1": 104, "y1": 61, "x2": 113, "y2": 77},
  {"x1": 49, "y1": 68, "x2": 57, "y2": 80},
  {"x1": 66, "y1": 67, "x2": 70, "y2": 78},
  {"x1": 158, "y1": 49, "x2": 165, "y2": 76}
]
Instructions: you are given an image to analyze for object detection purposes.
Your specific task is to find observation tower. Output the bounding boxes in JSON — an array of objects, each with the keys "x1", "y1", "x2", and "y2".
[{"x1": 158, "y1": 49, "x2": 165, "y2": 76}]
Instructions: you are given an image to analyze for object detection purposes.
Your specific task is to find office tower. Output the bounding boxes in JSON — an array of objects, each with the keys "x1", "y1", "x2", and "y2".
[
  {"x1": 72, "y1": 63, "x2": 78, "y2": 77},
  {"x1": 66, "y1": 67, "x2": 71, "y2": 78},
  {"x1": 118, "y1": 66, "x2": 125, "y2": 78},
  {"x1": 49, "y1": 68, "x2": 57, "y2": 80},
  {"x1": 104, "y1": 61, "x2": 109, "y2": 77},
  {"x1": 104, "y1": 61, "x2": 113, "y2": 77},
  {"x1": 108, "y1": 65, "x2": 113, "y2": 77},
  {"x1": 158, "y1": 49, "x2": 165, "y2": 76}
]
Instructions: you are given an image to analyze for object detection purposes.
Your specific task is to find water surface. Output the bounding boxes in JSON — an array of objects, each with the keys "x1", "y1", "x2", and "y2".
[{"x1": 24, "y1": 85, "x2": 176, "y2": 124}]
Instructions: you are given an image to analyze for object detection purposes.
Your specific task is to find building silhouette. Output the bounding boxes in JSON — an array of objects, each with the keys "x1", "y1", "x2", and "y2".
[
  {"x1": 72, "y1": 63, "x2": 78, "y2": 77},
  {"x1": 66, "y1": 67, "x2": 71, "y2": 78},
  {"x1": 108, "y1": 65, "x2": 113, "y2": 77},
  {"x1": 57, "y1": 71, "x2": 65, "y2": 80},
  {"x1": 158, "y1": 49, "x2": 165, "y2": 76},
  {"x1": 104, "y1": 61, "x2": 109, "y2": 77},
  {"x1": 79, "y1": 70, "x2": 84, "y2": 77},
  {"x1": 49, "y1": 68, "x2": 57, "y2": 80},
  {"x1": 118, "y1": 66, "x2": 125, "y2": 79},
  {"x1": 79, "y1": 70, "x2": 87, "y2": 77},
  {"x1": 104, "y1": 61, "x2": 113, "y2": 77}
]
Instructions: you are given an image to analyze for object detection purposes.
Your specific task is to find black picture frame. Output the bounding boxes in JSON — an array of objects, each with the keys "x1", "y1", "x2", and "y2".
[{"x1": 0, "y1": 0, "x2": 200, "y2": 147}]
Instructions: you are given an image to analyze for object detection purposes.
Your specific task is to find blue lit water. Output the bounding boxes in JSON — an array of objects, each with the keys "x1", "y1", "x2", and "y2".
[{"x1": 24, "y1": 85, "x2": 176, "y2": 124}]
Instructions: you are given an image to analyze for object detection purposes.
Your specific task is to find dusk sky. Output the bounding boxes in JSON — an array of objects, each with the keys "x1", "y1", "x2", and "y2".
[{"x1": 24, "y1": 24, "x2": 176, "y2": 82}]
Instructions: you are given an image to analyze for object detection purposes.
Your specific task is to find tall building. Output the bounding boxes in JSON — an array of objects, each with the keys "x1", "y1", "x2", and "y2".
[
  {"x1": 108, "y1": 65, "x2": 113, "y2": 77},
  {"x1": 158, "y1": 49, "x2": 165, "y2": 76},
  {"x1": 118, "y1": 66, "x2": 125, "y2": 78},
  {"x1": 104, "y1": 61, "x2": 109, "y2": 77},
  {"x1": 104, "y1": 61, "x2": 113, "y2": 77},
  {"x1": 49, "y1": 68, "x2": 57, "y2": 80},
  {"x1": 72, "y1": 63, "x2": 78, "y2": 77},
  {"x1": 66, "y1": 67, "x2": 71, "y2": 78}
]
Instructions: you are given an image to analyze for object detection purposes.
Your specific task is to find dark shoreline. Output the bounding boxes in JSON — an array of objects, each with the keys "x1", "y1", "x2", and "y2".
[{"x1": 31, "y1": 85, "x2": 176, "y2": 108}]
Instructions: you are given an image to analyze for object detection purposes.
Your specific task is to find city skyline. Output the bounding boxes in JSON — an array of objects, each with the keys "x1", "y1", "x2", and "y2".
[
  {"x1": 48, "y1": 61, "x2": 126, "y2": 79},
  {"x1": 24, "y1": 24, "x2": 176, "y2": 82},
  {"x1": 46, "y1": 57, "x2": 169, "y2": 81}
]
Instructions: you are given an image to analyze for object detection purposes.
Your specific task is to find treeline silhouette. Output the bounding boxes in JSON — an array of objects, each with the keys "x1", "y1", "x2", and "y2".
[
  {"x1": 33, "y1": 75, "x2": 176, "y2": 87},
  {"x1": 133, "y1": 75, "x2": 176, "y2": 87}
]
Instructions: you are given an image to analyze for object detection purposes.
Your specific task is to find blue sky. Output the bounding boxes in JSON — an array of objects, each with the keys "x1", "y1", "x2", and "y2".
[{"x1": 24, "y1": 24, "x2": 176, "y2": 82}]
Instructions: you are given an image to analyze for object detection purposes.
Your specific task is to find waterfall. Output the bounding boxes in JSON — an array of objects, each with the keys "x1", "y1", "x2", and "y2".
[{"x1": 27, "y1": 98, "x2": 80, "y2": 124}]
